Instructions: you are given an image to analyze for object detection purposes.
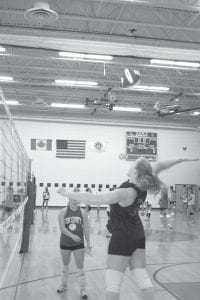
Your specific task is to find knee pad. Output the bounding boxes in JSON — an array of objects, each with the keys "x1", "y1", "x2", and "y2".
[
  {"x1": 131, "y1": 268, "x2": 153, "y2": 290},
  {"x1": 105, "y1": 269, "x2": 123, "y2": 293}
]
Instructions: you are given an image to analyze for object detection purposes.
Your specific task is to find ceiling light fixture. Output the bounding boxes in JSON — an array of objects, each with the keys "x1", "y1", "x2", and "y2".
[
  {"x1": 59, "y1": 52, "x2": 113, "y2": 61},
  {"x1": 0, "y1": 46, "x2": 5, "y2": 52},
  {"x1": 5, "y1": 100, "x2": 19, "y2": 105},
  {"x1": 0, "y1": 76, "x2": 13, "y2": 81},
  {"x1": 113, "y1": 106, "x2": 142, "y2": 112},
  {"x1": 192, "y1": 111, "x2": 200, "y2": 116},
  {"x1": 130, "y1": 85, "x2": 169, "y2": 92},
  {"x1": 51, "y1": 103, "x2": 85, "y2": 109},
  {"x1": 151, "y1": 59, "x2": 200, "y2": 68},
  {"x1": 54, "y1": 79, "x2": 98, "y2": 86}
]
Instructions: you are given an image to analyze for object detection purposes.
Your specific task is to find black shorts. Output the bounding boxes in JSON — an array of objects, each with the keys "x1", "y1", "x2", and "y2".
[
  {"x1": 108, "y1": 232, "x2": 145, "y2": 256},
  {"x1": 60, "y1": 243, "x2": 85, "y2": 251},
  {"x1": 3, "y1": 206, "x2": 14, "y2": 213}
]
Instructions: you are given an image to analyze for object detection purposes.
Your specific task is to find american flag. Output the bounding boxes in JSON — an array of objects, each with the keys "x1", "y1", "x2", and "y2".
[{"x1": 56, "y1": 140, "x2": 86, "y2": 159}]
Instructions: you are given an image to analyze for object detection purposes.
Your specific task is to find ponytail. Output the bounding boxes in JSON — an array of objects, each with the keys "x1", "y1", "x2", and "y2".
[
  {"x1": 134, "y1": 157, "x2": 162, "y2": 193},
  {"x1": 137, "y1": 174, "x2": 162, "y2": 194}
]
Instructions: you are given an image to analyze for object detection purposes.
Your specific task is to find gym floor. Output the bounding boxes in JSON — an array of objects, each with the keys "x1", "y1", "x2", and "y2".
[{"x1": 0, "y1": 208, "x2": 200, "y2": 300}]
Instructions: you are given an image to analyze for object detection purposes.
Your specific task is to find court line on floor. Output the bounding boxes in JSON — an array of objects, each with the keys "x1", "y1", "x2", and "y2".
[
  {"x1": 0, "y1": 233, "x2": 22, "y2": 289},
  {"x1": 1, "y1": 261, "x2": 200, "y2": 297},
  {"x1": 0, "y1": 268, "x2": 106, "y2": 291},
  {"x1": 153, "y1": 261, "x2": 200, "y2": 300},
  {"x1": 13, "y1": 252, "x2": 26, "y2": 300}
]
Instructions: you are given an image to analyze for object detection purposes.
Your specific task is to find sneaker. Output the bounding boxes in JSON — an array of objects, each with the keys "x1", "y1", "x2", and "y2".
[
  {"x1": 80, "y1": 288, "x2": 88, "y2": 299},
  {"x1": 57, "y1": 284, "x2": 67, "y2": 293}
]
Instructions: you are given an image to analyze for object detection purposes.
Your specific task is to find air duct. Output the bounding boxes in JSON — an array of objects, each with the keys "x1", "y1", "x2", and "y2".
[{"x1": 24, "y1": 1, "x2": 58, "y2": 24}]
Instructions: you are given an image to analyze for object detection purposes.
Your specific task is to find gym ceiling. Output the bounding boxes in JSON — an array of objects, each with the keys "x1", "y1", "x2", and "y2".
[{"x1": 0, "y1": 0, "x2": 200, "y2": 129}]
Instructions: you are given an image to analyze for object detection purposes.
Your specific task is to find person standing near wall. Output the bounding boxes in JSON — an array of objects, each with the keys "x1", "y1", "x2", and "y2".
[
  {"x1": 144, "y1": 199, "x2": 152, "y2": 221},
  {"x1": 1, "y1": 186, "x2": 16, "y2": 221},
  {"x1": 188, "y1": 189, "x2": 195, "y2": 223},
  {"x1": 159, "y1": 184, "x2": 173, "y2": 230},
  {"x1": 57, "y1": 157, "x2": 199, "y2": 300},
  {"x1": 169, "y1": 186, "x2": 176, "y2": 216},
  {"x1": 57, "y1": 187, "x2": 91, "y2": 299},
  {"x1": 85, "y1": 188, "x2": 92, "y2": 213},
  {"x1": 182, "y1": 190, "x2": 188, "y2": 215},
  {"x1": 42, "y1": 186, "x2": 50, "y2": 209}
]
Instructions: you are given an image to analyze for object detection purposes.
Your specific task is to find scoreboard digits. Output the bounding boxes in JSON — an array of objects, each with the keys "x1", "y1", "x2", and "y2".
[{"x1": 126, "y1": 131, "x2": 157, "y2": 161}]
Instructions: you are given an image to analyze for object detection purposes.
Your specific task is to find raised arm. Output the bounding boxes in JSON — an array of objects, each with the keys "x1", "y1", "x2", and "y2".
[
  {"x1": 57, "y1": 187, "x2": 134, "y2": 206},
  {"x1": 152, "y1": 157, "x2": 199, "y2": 175}
]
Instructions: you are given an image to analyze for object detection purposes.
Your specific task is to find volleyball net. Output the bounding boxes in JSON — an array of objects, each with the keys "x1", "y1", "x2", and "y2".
[{"x1": 0, "y1": 87, "x2": 36, "y2": 257}]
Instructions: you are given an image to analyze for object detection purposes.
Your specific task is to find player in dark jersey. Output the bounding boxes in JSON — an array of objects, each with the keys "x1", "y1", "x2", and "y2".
[
  {"x1": 57, "y1": 157, "x2": 199, "y2": 300},
  {"x1": 57, "y1": 188, "x2": 91, "y2": 299}
]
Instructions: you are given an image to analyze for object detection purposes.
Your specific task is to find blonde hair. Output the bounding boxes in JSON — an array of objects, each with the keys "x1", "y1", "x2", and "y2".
[{"x1": 135, "y1": 158, "x2": 162, "y2": 193}]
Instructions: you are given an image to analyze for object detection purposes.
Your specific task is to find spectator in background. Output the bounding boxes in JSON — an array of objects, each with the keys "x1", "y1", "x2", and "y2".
[
  {"x1": 1, "y1": 186, "x2": 16, "y2": 221},
  {"x1": 169, "y1": 186, "x2": 176, "y2": 215},
  {"x1": 182, "y1": 191, "x2": 188, "y2": 215},
  {"x1": 85, "y1": 188, "x2": 92, "y2": 213},
  {"x1": 42, "y1": 186, "x2": 50, "y2": 210},
  {"x1": 159, "y1": 184, "x2": 173, "y2": 230},
  {"x1": 188, "y1": 190, "x2": 195, "y2": 223},
  {"x1": 96, "y1": 188, "x2": 102, "y2": 217},
  {"x1": 145, "y1": 199, "x2": 152, "y2": 221}
]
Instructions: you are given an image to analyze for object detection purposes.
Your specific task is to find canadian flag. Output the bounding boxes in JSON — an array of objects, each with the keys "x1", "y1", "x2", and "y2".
[
  {"x1": 31, "y1": 139, "x2": 52, "y2": 151},
  {"x1": 88, "y1": 141, "x2": 107, "y2": 152}
]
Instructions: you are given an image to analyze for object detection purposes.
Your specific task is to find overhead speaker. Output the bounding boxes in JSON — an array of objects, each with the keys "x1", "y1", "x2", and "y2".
[
  {"x1": 121, "y1": 68, "x2": 141, "y2": 88},
  {"x1": 24, "y1": 1, "x2": 58, "y2": 24}
]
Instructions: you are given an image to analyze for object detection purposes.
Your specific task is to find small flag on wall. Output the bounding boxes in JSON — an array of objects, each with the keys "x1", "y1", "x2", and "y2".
[
  {"x1": 88, "y1": 141, "x2": 107, "y2": 152},
  {"x1": 31, "y1": 139, "x2": 52, "y2": 151},
  {"x1": 56, "y1": 140, "x2": 86, "y2": 159}
]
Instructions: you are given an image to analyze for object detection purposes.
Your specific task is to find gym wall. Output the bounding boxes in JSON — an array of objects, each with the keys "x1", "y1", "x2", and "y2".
[{"x1": 15, "y1": 119, "x2": 200, "y2": 207}]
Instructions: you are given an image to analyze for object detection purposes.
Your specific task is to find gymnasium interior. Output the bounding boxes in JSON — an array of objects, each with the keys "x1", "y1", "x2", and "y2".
[{"x1": 0, "y1": 1, "x2": 200, "y2": 299}]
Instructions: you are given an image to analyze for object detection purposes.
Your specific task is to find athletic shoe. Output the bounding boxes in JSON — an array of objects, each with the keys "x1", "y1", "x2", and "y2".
[
  {"x1": 80, "y1": 288, "x2": 88, "y2": 298},
  {"x1": 56, "y1": 284, "x2": 67, "y2": 293}
]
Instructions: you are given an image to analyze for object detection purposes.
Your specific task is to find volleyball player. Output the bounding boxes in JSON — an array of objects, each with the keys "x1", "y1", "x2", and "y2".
[
  {"x1": 58, "y1": 157, "x2": 199, "y2": 300},
  {"x1": 57, "y1": 187, "x2": 91, "y2": 299}
]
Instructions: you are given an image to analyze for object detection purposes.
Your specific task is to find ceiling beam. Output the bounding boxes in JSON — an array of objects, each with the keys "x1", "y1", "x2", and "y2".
[{"x1": 1, "y1": 30, "x2": 200, "y2": 61}]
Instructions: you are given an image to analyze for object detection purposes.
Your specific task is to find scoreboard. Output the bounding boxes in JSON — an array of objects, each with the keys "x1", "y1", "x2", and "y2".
[{"x1": 126, "y1": 131, "x2": 157, "y2": 161}]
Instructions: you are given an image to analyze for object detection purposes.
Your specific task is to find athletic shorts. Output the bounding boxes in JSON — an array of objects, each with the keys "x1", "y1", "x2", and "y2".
[
  {"x1": 3, "y1": 206, "x2": 13, "y2": 213},
  {"x1": 60, "y1": 243, "x2": 85, "y2": 251},
  {"x1": 108, "y1": 233, "x2": 145, "y2": 256}
]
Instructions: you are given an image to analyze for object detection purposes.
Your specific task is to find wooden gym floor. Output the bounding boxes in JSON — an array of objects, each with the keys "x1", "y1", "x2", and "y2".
[{"x1": 0, "y1": 208, "x2": 200, "y2": 300}]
